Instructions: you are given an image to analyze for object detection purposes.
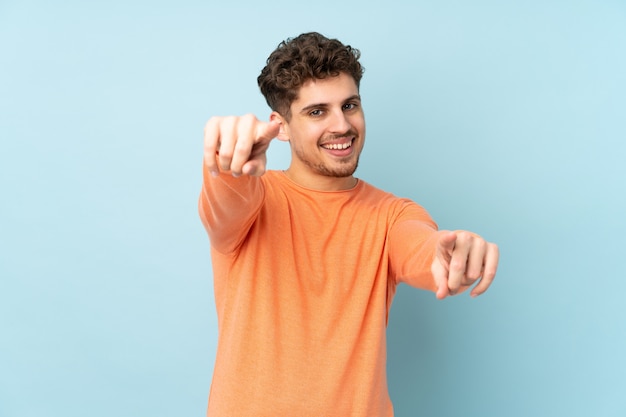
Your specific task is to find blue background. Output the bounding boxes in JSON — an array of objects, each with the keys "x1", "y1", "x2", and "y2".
[{"x1": 1, "y1": 1, "x2": 625, "y2": 416}]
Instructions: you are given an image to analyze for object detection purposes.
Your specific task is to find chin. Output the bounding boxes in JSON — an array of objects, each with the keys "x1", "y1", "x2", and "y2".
[{"x1": 321, "y1": 160, "x2": 359, "y2": 178}]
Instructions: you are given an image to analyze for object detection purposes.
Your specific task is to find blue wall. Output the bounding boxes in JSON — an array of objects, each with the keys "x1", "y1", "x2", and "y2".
[{"x1": 1, "y1": 1, "x2": 624, "y2": 416}]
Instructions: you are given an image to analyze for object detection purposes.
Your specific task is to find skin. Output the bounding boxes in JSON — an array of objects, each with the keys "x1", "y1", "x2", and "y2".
[
  {"x1": 272, "y1": 73, "x2": 365, "y2": 191},
  {"x1": 203, "y1": 72, "x2": 499, "y2": 298}
]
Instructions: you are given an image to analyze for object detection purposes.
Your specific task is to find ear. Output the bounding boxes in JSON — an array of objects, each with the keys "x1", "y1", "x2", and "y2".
[{"x1": 270, "y1": 111, "x2": 290, "y2": 142}]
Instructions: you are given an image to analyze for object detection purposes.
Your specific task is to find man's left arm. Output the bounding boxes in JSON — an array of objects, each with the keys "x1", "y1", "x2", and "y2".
[{"x1": 388, "y1": 203, "x2": 499, "y2": 299}]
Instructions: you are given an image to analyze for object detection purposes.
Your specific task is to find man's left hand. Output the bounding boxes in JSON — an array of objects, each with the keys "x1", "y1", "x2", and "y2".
[{"x1": 431, "y1": 231, "x2": 499, "y2": 299}]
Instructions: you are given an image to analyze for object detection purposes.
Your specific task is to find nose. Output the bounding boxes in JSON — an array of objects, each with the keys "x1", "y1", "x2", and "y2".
[{"x1": 328, "y1": 109, "x2": 352, "y2": 134}]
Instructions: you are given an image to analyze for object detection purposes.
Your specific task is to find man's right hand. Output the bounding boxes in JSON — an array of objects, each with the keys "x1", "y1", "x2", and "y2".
[{"x1": 204, "y1": 114, "x2": 281, "y2": 177}]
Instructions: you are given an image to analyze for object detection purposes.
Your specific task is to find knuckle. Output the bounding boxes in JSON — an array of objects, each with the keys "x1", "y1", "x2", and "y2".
[
  {"x1": 241, "y1": 113, "x2": 256, "y2": 123},
  {"x1": 234, "y1": 144, "x2": 250, "y2": 157},
  {"x1": 204, "y1": 152, "x2": 216, "y2": 165},
  {"x1": 238, "y1": 114, "x2": 256, "y2": 132},
  {"x1": 450, "y1": 259, "x2": 466, "y2": 272},
  {"x1": 204, "y1": 116, "x2": 220, "y2": 131},
  {"x1": 466, "y1": 270, "x2": 481, "y2": 280},
  {"x1": 219, "y1": 148, "x2": 233, "y2": 159},
  {"x1": 218, "y1": 156, "x2": 232, "y2": 170},
  {"x1": 483, "y1": 267, "x2": 497, "y2": 280},
  {"x1": 204, "y1": 140, "x2": 217, "y2": 154},
  {"x1": 220, "y1": 115, "x2": 237, "y2": 131}
]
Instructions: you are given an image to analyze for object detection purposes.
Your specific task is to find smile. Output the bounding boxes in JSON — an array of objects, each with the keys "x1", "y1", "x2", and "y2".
[{"x1": 321, "y1": 140, "x2": 353, "y2": 150}]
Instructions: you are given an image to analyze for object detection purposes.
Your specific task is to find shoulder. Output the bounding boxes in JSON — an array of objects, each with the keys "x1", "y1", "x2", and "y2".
[
  {"x1": 356, "y1": 179, "x2": 436, "y2": 226},
  {"x1": 356, "y1": 179, "x2": 418, "y2": 209}
]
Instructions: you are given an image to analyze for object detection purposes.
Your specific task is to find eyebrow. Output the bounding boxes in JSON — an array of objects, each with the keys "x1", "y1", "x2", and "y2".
[{"x1": 298, "y1": 94, "x2": 362, "y2": 114}]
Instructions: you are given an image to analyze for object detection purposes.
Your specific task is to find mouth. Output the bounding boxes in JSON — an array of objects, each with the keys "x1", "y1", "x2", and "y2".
[{"x1": 320, "y1": 138, "x2": 354, "y2": 151}]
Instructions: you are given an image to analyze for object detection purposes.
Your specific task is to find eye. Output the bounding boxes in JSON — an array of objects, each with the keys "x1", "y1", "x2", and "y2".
[
  {"x1": 343, "y1": 102, "x2": 358, "y2": 111},
  {"x1": 309, "y1": 109, "x2": 323, "y2": 117}
]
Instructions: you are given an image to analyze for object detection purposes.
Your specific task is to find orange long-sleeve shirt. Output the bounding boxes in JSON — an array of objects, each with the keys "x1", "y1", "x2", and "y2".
[{"x1": 199, "y1": 168, "x2": 440, "y2": 416}]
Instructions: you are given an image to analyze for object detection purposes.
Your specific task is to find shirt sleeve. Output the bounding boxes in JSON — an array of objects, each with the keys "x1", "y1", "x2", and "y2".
[
  {"x1": 198, "y1": 163, "x2": 265, "y2": 254},
  {"x1": 387, "y1": 201, "x2": 440, "y2": 292}
]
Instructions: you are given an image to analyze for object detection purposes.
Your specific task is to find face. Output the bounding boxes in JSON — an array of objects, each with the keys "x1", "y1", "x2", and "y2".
[{"x1": 274, "y1": 72, "x2": 366, "y2": 189}]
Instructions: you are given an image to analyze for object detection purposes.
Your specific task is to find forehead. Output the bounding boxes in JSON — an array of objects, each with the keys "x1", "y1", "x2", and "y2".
[{"x1": 293, "y1": 73, "x2": 359, "y2": 107}]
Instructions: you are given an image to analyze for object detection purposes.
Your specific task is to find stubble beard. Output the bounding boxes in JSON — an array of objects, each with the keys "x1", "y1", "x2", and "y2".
[
  {"x1": 303, "y1": 155, "x2": 360, "y2": 178},
  {"x1": 294, "y1": 137, "x2": 361, "y2": 178}
]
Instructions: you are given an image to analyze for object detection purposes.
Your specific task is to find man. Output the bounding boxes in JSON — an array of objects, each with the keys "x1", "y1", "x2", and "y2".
[{"x1": 199, "y1": 32, "x2": 499, "y2": 416}]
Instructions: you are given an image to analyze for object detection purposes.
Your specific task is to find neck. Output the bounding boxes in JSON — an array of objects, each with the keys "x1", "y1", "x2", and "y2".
[{"x1": 283, "y1": 168, "x2": 357, "y2": 191}]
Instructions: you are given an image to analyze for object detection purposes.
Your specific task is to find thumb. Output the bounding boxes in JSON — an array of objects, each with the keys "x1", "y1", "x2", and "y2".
[{"x1": 242, "y1": 154, "x2": 268, "y2": 177}]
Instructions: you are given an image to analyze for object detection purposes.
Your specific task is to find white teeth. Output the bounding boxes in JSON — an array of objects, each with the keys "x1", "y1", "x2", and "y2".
[{"x1": 323, "y1": 142, "x2": 352, "y2": 150}]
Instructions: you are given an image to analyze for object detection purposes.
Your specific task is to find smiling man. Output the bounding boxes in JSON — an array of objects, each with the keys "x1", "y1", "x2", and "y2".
[{"x1": 199, "y1": 32, "x2": 499, "y2": 416}]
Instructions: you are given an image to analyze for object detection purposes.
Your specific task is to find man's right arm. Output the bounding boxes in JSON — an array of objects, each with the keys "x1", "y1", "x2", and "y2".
[{"x1": 198, "y1": 115, "x2": 281, "y2": 254}]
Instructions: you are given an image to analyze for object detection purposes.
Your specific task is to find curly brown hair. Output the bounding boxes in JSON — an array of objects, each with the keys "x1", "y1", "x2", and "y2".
[{"x1": 257, "y1": 32, "x2": 364, "y2": 120}]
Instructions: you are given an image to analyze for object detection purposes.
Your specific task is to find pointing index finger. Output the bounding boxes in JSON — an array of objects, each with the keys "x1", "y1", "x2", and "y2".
[
  {"x1": 446, "y1": 232, "x2": 471, "y2": 295},
  {"x1": 256, "y1": 119, "x2": 281, "y2": 142}
]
